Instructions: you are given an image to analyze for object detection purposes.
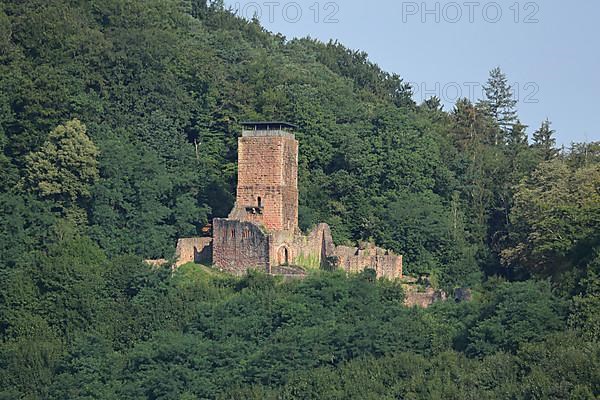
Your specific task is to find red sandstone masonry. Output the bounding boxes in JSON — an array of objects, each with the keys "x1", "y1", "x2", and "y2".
[
  {"x1": 175, "y1": 238, "x2": 212, "y2": 268},
  {"x1": 212, "y1": 219, "x2": 270, "y2": 274},
  {"x1": 235, "y1": 135, "x2": 298, "y2": 232},
  {"x1": 335, "y1": 245, "x2": 403, "y2": 279}
]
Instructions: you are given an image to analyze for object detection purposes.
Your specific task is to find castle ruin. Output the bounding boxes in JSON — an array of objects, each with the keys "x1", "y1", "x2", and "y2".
[{"x1": 176, "y1": 122, "x2": 403, "y2": 279}]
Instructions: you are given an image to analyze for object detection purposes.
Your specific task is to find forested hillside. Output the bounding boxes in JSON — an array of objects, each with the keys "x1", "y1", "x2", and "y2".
[{"x1": 0, "y1": 1, "x2": 599, "y2": 398}]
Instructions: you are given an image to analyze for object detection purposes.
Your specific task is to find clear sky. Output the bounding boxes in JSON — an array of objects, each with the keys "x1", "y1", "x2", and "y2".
[{"x1": 224, "y1": 0, "x2": 599, "y2": 146}]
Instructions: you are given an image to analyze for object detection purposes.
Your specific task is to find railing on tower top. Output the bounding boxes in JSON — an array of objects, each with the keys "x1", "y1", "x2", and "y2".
[
  {"x1": 242, "y1": 129, "x2": 295, "y2": 138},
  {"x1": 240, "y1": 121, "x2": 298, "y2": 138}
]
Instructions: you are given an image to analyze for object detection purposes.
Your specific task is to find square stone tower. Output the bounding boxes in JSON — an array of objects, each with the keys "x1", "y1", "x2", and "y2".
[
  {"x1": 208, "y1": 121, "x2": 401, "y2": 278},
  {"x1": 230, "y1": 122, "x2": 299, "y2": 232}
]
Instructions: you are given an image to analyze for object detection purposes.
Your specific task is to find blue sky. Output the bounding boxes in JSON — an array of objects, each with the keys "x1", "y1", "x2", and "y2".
[{"x1": 224, "y1": 0, "x2": 599, "y2": 146}]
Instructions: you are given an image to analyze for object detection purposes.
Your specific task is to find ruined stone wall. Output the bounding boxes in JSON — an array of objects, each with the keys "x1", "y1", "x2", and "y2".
[
  {"x1": 269, "y1": 223, "x2": 335, "y2": 269},
  {"x1": 175, "y1": 237, "x2": 213, "y2": 268},
  {"x1": 235, "y1": 135, "x2": 298, "y2": 232},
  {"x1": 404, "y1": 287, "x2": 447, "y2": 308},
  {"x1": 374, "y1": 255, "x2": 403, "y2": 279},
  {"x1": 335, "y1": 244, "x2": 403, "y2": 279},
  {"x1": 212, "y1": 218, "x2": 270, "y2": 274},
  {"x1": 293, "y1": 223, "x2": 335, "y2": 269}
]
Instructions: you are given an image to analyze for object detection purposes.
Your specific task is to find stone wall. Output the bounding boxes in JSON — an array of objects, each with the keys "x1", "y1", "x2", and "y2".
[
  {"x1": 174, "y1": 237, "x2": 213, "y2": 268},
  {"x1": 335, "y1": 244, "x2": 403, "y2": 279},
  {"x1": 268, "y1": 223, "x2": 336, "y2": 269},
  {"x1": 404, "y1": 287, "x2": 448, "y2": 308},
  {"x1": 212, "y1": 218, "x2": 270, "y2": 274},
  {"x1": 293, "y1": 223, "x2": 336, "y2": 269},
  {"x1": 235, "y1": 134, "x2": 298, "y2": 232},
  {"x1": 212, "y1": 219, "x2": 337, "y2": 274}
]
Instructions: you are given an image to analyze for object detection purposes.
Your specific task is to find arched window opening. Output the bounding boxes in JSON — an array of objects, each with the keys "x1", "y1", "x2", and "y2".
[{"x1": 278, "y1": 246, "x2": 289, "y2": 266}]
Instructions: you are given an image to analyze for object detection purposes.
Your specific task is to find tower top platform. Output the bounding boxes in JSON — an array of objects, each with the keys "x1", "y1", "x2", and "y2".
[{"x1": 241, "y1": 121, "x2": 298, "y2": 137}]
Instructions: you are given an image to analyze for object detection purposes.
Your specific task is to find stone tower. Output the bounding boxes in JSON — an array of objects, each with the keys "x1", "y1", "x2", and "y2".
[
  {"x1": 197, "y1": 121, "x2": 402, "y2": 279},
  {"x1": 229, "y1": 122, "x2": 299, "y2": 232}
]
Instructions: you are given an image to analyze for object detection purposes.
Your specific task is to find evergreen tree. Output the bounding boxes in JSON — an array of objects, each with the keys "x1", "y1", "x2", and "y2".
[
  {"x1": 451, "y1": 98, "x2": 483, "y2": 150},
  {"x1": 189, "y1": 0, "x2": 208, "y2": 18},
  {"x1": 423, "y1": 96, "x2": 443, "y2": 111},
  {"x1": 479, "y1": 67, "x2": 518, "y2": 143},
  {"x1": 504, "y1": 120, "x2": 537, "y2": 183},
  {"x1": 532, "y1": 119, "x2": 559, "y2": 161},
  {"x1": 567, "y1": 141, "x2": 600, "y2": 167},
  {"x1": 507, "y1": 120, "x2": 528, "y2": 148}
]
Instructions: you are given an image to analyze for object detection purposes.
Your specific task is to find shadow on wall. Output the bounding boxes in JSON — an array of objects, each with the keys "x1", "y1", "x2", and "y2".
[{"x1": 175, "y1": 238, "x2": 213, "y2": 267}]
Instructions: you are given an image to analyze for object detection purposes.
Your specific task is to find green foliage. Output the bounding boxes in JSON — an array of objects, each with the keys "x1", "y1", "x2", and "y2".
[
  {"x1": 377, "y1": 191, "x2": 479, "y2": 288},
  {"x1": 465, "y1": 280, "x2": 567, "y2": 357},
  {"x1": 266, "y1": 332, "x2": 599, "y2": 400},
  {"x1": 502, "y1": 160, "x2": 600, "y2": 288},
  {"x1": 567, "y1": 141, "x2": 600, "y2": 167},
  {"x1": 0, "y1": 239, "x2": 596, "y2": 399},
  {"x1": 568, "y1": 252, "x2": 600, "y2": 341},
  {"x1": 532, "y1": 119, "x2": 560, "y2": 161},
  {"x1": 24, "y1": 119, "x2": 99, "y2": 224},
  {"x1": 479, "y1": 67, "x2": 518, "y2": 137},
  {"x1": 24, "y1": 119, "x2": 99, "y2": 202},
  {"x1": 0, "y1": 193, "x2": 56, "y2": 269}
]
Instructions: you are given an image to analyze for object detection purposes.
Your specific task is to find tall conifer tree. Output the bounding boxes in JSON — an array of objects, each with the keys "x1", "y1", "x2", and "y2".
[
  {"x1": 479, "y1": 67, "x2": 518, "y2": 144},
  {"x1": 532, "y1": 119, "x2": 559, "y2": 161}
]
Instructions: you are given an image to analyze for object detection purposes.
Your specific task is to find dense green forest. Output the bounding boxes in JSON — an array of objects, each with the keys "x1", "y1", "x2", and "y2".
[{"x1": 0, "y1": 0, "x2": 599, "y2": 398}]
